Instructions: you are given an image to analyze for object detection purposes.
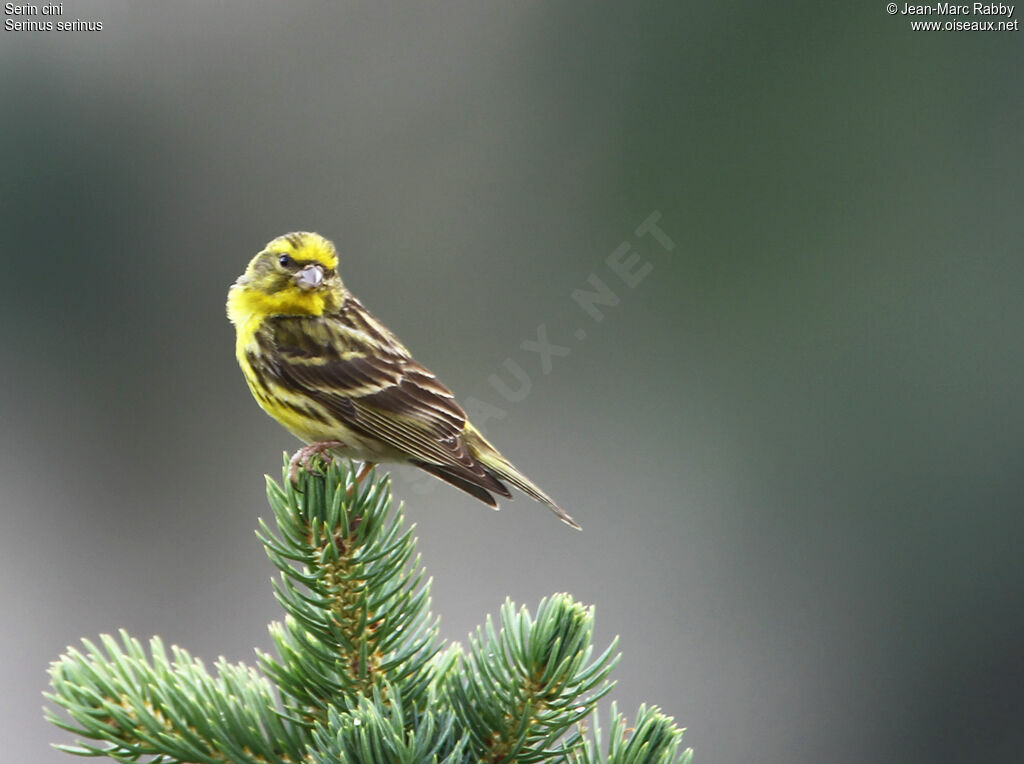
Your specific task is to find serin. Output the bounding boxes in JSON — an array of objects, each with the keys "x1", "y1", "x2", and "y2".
[{"x1": 227, "y1": 231, "x2": 580, "y2": 530}]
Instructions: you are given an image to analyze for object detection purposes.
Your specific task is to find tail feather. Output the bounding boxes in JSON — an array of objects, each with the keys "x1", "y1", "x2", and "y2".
[
  {"x1": 484, "y1": 462, "x2": 582, "y2": 530},
  {"x1": 461, "y1": 425, "x2": 581, "y2": 529},
  {"x1": 413, "y1": 424, "x2": 582, "y2": 530}
]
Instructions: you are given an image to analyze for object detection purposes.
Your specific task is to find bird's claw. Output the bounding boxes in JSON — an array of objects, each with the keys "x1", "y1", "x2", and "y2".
[{"x1": 288, "y1": 441, "x2": 347, "y2": 484}]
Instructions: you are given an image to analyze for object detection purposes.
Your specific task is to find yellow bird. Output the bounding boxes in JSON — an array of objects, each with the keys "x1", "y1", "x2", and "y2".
[{"x1": 227, "y1": 232, "x2": 580, "y2": 530}]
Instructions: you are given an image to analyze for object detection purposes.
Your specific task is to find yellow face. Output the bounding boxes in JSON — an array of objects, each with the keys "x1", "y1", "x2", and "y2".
[
  {"x1": 228, "y1": 232, "x2": 345, "y2": 324},
  {"x1": 262, "y1": 231, "x2": 338, "y2": 270}
]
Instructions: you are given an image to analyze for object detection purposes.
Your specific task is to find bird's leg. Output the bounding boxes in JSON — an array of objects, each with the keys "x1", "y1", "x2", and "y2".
[
  {"x1": 354, "y1": 461, "x2": 376, "y2": 485},
  {"x1": 345, "y1": 461, "x2": 377, "y2": 496},
  {"x1": 289, "y1": 440, "x2": 347, "y2": 483}
]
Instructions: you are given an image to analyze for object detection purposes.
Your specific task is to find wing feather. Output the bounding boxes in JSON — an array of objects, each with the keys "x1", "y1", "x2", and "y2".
[{"x1": 262, "y1": 310, "x2": 506, "y2": 493}]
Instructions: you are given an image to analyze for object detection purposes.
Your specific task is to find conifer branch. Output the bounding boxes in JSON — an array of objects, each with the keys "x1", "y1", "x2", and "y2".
[
  {"x1": 570, "y1": 703, "x2": 693, "y2": 764},
  {"x1": 44, "y1": 458, "x2": 691, "y2": 763},
  {"x1": 310, "y1": 684, "x2": 468, "y2": 763},
  {"x1": 445, "y1": 596, "x2": 619, "y2": 763},
  {"x1": 255, "y1": 460, "x2": 439, "y2": 725},
  {"x1": 45, "y1": 631, "x2": 303, "y2": 764}
]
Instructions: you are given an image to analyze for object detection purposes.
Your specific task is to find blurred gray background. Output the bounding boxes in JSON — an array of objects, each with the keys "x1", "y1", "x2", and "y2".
[{"x1": 2, "y1": 2, "x2": 1022, "y2": 762}]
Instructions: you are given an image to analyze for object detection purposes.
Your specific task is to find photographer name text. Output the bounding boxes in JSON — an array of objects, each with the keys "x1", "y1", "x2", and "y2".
[{"x1": 896, "y1": 3, "x2": 1013, "y2": 14}]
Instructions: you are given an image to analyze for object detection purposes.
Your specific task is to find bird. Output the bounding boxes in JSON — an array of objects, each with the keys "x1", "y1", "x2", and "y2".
[{"x1": 227, "y1": 231, "x2": 581, "y2": 530}]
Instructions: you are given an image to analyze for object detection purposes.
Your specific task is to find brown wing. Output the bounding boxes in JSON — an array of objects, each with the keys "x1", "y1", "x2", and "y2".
[{"x1": 264, "y1": 311, "x2": 511, "y2": 498}]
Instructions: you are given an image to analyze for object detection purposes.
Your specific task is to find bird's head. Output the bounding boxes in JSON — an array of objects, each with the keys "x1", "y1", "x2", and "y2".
[{"x1": 228, "y1": 232, "x2": 346, "y2": 324}]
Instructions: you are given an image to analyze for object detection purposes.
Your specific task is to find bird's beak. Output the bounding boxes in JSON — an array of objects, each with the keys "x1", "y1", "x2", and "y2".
[{"x1": 294, "y1": 264, "x2": 325, "y2": 290}]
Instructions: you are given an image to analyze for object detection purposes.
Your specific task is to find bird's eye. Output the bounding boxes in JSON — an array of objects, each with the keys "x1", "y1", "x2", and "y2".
[{"x1": 278, "y1": 254, "x2": 294, "y2": 268}]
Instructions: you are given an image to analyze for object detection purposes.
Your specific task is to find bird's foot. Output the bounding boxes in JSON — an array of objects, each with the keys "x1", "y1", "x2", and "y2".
[{"x1": 289, "y1": 441, "x2": 347, "y2": 484}]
